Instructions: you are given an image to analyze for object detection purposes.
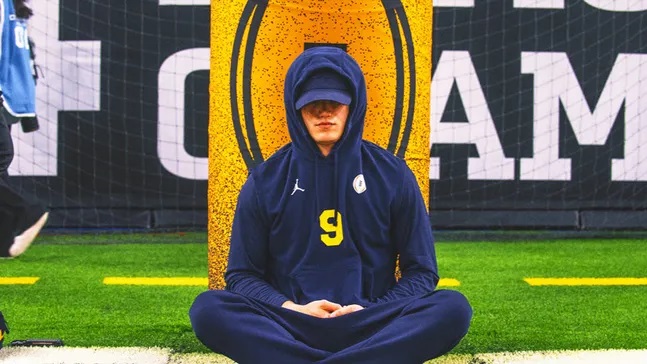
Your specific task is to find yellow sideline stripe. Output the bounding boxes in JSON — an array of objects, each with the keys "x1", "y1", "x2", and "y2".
[
  {"x1": 103, "y1": 277, "x2": 461, "y2": 287},
  {"x1": 103, "y1": 277, "x2": 208, "y2": 286},
  {"x1": 524, "y1": 278, "x2": 647, "y2": 286},
  {"x1": 0, "y1": 277, "x2": 39, "y2": 285},
  {"x1": 438, "y1": 278, "x2": 461, "y2": 287}
]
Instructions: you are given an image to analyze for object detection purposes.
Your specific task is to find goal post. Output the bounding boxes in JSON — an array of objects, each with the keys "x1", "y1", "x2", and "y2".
[{"x1": 208, "y1": 0, "x2": 433, "y2": 288}]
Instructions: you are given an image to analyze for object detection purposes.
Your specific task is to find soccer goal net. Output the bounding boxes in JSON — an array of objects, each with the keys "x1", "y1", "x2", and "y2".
[{"x1": 8, "y1": 1, "x2": 647, "y2": 232}]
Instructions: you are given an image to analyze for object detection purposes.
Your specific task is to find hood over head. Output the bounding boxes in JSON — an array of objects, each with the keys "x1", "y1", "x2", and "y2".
[{"x1": 284, "y1": 47, "x2": 367, "y2": 159}]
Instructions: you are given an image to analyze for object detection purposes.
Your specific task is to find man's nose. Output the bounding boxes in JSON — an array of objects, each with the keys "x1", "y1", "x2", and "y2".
[
  {"x1": 318, "y1": 104, "x2": 336, "y2": 115},
  {"x1": 320, "y1": 108, "x2": 333, "y2": 116},
  {"x1": 315, "y1": 109, "x2": 332, "y2": 117}
]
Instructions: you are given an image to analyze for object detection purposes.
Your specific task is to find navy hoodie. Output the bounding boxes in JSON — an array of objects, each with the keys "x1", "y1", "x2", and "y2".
[{"x1": 225, "y1": 47, "x2": 438, "y2": 307}]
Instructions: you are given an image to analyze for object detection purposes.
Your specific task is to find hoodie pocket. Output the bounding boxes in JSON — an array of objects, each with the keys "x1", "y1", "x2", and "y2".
[
  {"x1": 289, "y1": 264, "x2": 362, "y2": 305},
  {"x1": 362, "y1": 268, "x2": 396, "y2": 301}
]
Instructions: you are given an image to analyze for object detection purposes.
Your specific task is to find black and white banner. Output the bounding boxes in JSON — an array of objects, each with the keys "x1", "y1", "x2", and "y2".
[{"x1": 10, "y1": 0, "x2": 647, "y2": 229}]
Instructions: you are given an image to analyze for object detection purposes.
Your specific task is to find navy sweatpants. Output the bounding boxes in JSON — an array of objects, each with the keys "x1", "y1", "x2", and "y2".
[{"x1": 189, "y1": 289, "x2": 472, "y2": 364}]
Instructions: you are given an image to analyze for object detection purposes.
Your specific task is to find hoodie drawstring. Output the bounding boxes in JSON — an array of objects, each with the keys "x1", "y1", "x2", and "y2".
[
  {"x1": 313, "y1": 153, "x2": 340, "y2": 227},
  {"x1": 314, "y1": 157, "x2": 320, "y2": 217},
  {"x1": 332, "y1": 153, "x2": 339, "y2": 226}
]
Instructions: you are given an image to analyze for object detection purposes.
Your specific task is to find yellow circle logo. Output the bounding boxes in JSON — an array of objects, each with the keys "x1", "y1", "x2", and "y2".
[{"x1": 228, "y1": 0, "x2": 418, "y2": 170}]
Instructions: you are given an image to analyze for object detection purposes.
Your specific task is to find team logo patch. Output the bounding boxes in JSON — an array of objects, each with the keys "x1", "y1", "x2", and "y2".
[
  {"x1": 353, "y1": 174, "x2": 367, "y2": 194},
  {"x1": 291, "y1": 178, "x2": 305, "y2": 195}
]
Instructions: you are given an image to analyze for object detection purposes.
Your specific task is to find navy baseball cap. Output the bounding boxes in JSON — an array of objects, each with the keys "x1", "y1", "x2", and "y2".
[{"x1": 295, "y1": 70, "x2": 352, "y2": 109}]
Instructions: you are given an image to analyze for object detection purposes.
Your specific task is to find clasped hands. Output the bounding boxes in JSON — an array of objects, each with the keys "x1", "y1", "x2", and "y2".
[{"x1": 282, "y1": 299, "x2": 364, "y2": 318}]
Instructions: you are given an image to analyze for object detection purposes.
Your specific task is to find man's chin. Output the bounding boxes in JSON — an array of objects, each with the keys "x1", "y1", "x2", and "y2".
[{"x1": 315, "y1": 138, "x2": 338, "y2": 146}]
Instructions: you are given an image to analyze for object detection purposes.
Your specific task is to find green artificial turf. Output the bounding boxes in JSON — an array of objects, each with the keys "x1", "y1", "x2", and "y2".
[
  {"x1": 437, "y1": 240, "x2": 647, "y2": 353},
  {"x1": 1, "y1": 233, "x2": 646, "y2": 355}
]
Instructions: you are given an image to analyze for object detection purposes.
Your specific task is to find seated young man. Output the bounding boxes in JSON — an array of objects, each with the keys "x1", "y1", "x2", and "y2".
[{"x1": 190, "y1": 46, "x2": 472, "y2": 364}]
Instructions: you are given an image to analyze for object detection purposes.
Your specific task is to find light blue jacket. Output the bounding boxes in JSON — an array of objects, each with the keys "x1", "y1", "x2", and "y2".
[{"x1": 0, "y1": 0, "x2": 35, "y2": 117}]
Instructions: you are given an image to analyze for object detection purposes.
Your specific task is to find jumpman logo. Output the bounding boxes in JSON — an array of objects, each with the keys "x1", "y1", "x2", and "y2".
[{"x1": 291, "y1": 179, "x2": 305, "y2": 195}]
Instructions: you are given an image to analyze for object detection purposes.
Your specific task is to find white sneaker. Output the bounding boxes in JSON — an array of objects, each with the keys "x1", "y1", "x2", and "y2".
[{"x1": 9, "y1": 212, "x2": 49, "y2": 257}]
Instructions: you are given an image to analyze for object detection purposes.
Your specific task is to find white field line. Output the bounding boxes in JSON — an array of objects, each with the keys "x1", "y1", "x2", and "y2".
[
  {"x1": 475, "y1": 349, "x2": 647, "y2": 363},
  {"x1": 1, "y1": 347, "x2": 646, "y2": 364},
  {"x1": 0, "y1": 347, "x2": 171, "y2": 364}
]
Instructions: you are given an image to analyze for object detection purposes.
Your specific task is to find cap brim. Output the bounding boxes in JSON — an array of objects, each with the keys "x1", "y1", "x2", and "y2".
[{"x1": 295, "y1": 90, "x2": 352, "y2": 109}]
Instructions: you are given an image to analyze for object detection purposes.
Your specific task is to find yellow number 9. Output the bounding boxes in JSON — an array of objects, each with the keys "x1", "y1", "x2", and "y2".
[{"x1": 319, "y1": 209, "x2": 343, "y2": 246}]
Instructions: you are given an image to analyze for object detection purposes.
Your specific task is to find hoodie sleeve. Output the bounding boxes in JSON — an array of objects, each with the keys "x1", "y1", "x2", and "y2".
[
  {"x1": 224, "y1": 175, "x2": 290, "y2": 307},
  {"x1": 373, "y1": 163, "x2": 439, "y2": 303}
]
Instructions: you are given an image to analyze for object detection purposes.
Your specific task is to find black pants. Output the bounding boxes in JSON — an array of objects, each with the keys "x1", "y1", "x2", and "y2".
[{"x1": 0, "y1": 110, "x2": 45, "y2": 256}]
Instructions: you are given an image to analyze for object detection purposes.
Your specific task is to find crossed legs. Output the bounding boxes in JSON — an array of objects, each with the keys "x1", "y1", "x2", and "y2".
[{"x1": 189, "y1": 289, "x2": 471, "y2": 364}]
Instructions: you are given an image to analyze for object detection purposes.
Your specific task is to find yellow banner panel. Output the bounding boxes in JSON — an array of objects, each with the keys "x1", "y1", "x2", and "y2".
[{"x1": 209, "y1": 0, "x2": 433, "y2": 288}]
